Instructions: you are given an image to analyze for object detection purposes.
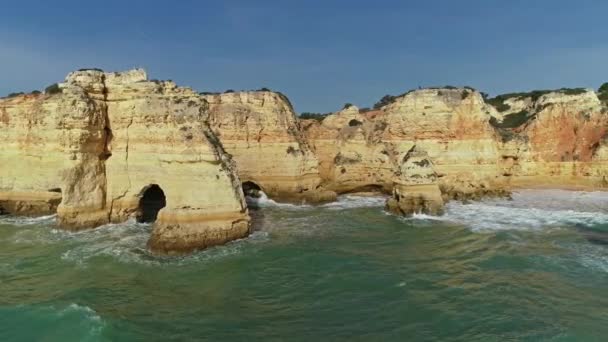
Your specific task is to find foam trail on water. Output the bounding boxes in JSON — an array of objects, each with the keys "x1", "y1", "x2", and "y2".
[
  {"x1": 246, "y1": 192, "x2": 312, "y2": 209},
  {"x1": 247, "y1": 192, "x2": 387, "y2": 210},
  {"x1": 0, "y1": 214, "x2": 57, "y2": 226},
  {"x1": 321, "y1": 194, "x2": 388, "y2": 210},
  {"x1": 405, "y1": 189, "x2": 608, "y2": 232}
]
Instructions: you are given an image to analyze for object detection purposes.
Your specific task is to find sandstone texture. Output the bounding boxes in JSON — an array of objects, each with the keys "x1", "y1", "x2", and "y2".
[
  {"x1": 0, "y1": 69, "x2": 250, "y2": 254},
  {"x1": 203, "y1": 91, "x2": 336, "y2": 203},
  {"x1": 491, "y1": 89, "x2": 608, "y2": 190},
  {"x1": 303, "y1": 89, "x2": 510, "y2": 211},
  {"x1": 303, "y1": 87, "x2": 607, "y2": 214},
  {"x1": 386, "y1": 146, "x2": 444, "y2": 216},
  {"x1": 2, "y1": 67, "x2": 607, "y2": 235}
]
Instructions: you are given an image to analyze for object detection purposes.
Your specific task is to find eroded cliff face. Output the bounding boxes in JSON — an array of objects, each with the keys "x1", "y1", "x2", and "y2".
[
  {"x1": 2, "y1": 69, "x2": 606, "y2": 228},
  {"x1": 0, "y1": 69, "x2": 250, "y2": 254},
  {"x1": 304, "y1": 88, "x2": 509, "y2": 203},
  {"x1": 492, "y1": 90, "x2": 608, "y2": 189},
  {"x1": 203, "y1": 91, "x2": 335, "y2": 203},
  {"x1": 386, "y1": 146, "x2": 444, "y2": 216},
  {"x1": 302, "y1": 105, "x2": 395, "y2": 193},
  {"x1": 303, "y1": 87, "x2": 607, "y2": 214}
]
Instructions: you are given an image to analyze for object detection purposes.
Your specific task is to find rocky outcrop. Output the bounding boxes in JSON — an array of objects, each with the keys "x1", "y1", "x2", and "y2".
[
  {"x1": 303, "y1": 88, "x2": 510, "y2": 214},
  {"x1": 491, "y1": 89, "x2": 608, "y2": 189},
  {"x1": 302, "y1": 105, "x2": 395, "y2": 193},
  {"x1": 386, "y1": 146, "x2": 444, "y2": 216},
  {"x1": 0, "y1": 69, "x2": 250, "y2": 254},
  {"x1": 203, "y1": 91, "x2": 335, "y2": 203},
  {"x1": 2, "y1": 68, "x2": 606, "y2": 231},
  {"x1": 303, "y1": 87, "x2": 607, "y2": 215}
]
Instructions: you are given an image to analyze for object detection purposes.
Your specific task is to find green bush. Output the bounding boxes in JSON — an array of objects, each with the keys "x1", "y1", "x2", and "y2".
[
  {"x1": 299, "y1": 112, "x2": 329, "y2": 121},
  {"x1": 45, "y1": 83, "x2": 62, "y2": 95},
  {"x1": 599, "y1": 82, "x2": 608, "y2": 93},
  {"x1": 373, "y1": 95, "x2": 397, "y2": 109},
  {"x1": 489, "y1": 111, "x2": 534, "y2": 129},
  {"x1": 78, "y1": 68, "x2": 103, "y2": 72},
  {"x1": 343, "y1": 103, "x2": 354, "y2": 109},
  {"x1": 6, "y1": 92, "x2": 24, "y2": 98}
]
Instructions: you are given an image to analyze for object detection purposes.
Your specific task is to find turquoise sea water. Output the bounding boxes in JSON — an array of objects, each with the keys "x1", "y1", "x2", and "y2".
[{"x1": 1, "y1": 190, "x2": 608, "y2": 341}]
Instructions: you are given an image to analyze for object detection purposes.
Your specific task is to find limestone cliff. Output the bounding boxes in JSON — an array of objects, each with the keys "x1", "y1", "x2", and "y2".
[
  {"x1": 302, "y1": 105, "x2": 395, "y2": 193},
  {"x1": 2, "y1": 68, "x2": 607, "y2": 229},
  {"x1": 386, "y1": 145, "x2": 444, "y2": 216},
  {"x1": 303, "y1": 88, "x2": 509, "y2": 204},
  {"x1": 490, "y1": 89, "x2": 608, "y2": 189},
  {"x1": 303, "y1": 87, "x2": 607, "y2": 214},
  {"x1": 203, "y1": 91, "x2": 335, "y2": 203},
  {"x1": 0, "y1": 69, "x2": 250, "y2": 254}
]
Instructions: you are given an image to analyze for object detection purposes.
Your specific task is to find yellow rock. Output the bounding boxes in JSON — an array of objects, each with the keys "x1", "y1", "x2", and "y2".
[
  {"x1": 0, "y1": 69, "x2": 250, "y2": 254},
  {"x1": 204, "y1": 91, "x2": 336, "y2": 203}
]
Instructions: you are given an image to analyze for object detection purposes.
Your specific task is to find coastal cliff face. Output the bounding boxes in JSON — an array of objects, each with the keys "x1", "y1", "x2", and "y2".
[
  {"x1": 303, "y1": 87, "x2": 607, "y2": 214},
  {"x1": 491, "y1": 90, "x2": 608, "y2": 189},
  {"x1": 2, "y1": 67, "x2": 607, "y2": 238},
  {"x1": 304, "y1": 88, "x2": 508, "y2": 203},
  {"x1": 0, "y1": 69, "x2": 250, "y2": 254},
  {"x1": 203, "y1": 91, "x2": 335, "y2": 203}
]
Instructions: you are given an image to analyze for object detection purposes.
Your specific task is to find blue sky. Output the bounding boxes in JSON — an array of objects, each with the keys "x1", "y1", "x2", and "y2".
[{"x1": 1, "y1": 0, "x2": 607, "y2": 112}]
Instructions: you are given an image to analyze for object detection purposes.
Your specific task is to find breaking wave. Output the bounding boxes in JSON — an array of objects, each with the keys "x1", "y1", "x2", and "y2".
[
  {"x1": 405, "y1": 189, "x2": 608, "y2": 232},
  {"x1": 247, "y1": 192, "x2": 387, "y2": 210},
  {"x1": 0, "y1": 214, "x2": 57, "y2": 226}
]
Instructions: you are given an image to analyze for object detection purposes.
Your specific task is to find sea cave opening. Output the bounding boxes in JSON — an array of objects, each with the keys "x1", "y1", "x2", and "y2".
[
  {"x1": 137, "y1": 184, "x2": 166, "y2": 223},
  {"x1": 242, "y1": 181, "x2": 263, "y2": 198}
]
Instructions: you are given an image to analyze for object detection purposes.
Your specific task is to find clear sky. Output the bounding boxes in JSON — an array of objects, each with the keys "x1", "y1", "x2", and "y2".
[{"x1": 1, "y1": 0, "x2": 607, "y2": 113}]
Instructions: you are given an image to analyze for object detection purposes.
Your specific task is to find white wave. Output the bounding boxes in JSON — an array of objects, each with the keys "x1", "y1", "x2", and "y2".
[
  {"x1": 59, "y1": 303, "x2": 102, "y2": 322},
  {"x1": 0, "y1": 214, "x2": 57, "y2": 226},
  {"x1": 55, "y1": 303, "x2": 105, "y2": 337},
  {"x1": 443, "y1": 202, "x2": 608, "y2": 232},
  {"x1": 246, "y1": 192, "x2": 312, "y2": 209},
  {"x1": 320, "y1": 194, "x2": 388, "y2": 210},
  {"x1": 396, "y1": 189, "x2": 608, "y2": 232},
  {"x1": 410, "y1": 212, "x2": 447, "y2": 221},
  {"x1": 406, "y1": 189, "x2": 608, "y2": 232},
  {"x1": 247, "y1": 192, "x2": 388, "y2": 210}
]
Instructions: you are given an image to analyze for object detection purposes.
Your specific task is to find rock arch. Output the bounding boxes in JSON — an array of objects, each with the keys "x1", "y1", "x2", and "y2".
[{"x1": 136, "y1": 184, "x2": 166, "y2": 223}]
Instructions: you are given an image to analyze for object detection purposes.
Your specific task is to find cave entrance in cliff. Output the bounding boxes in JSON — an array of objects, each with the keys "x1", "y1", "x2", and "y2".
[
  {"x1": 137, "y1": 184, "x2": 166, "y2": 223},
  {"x1": 242, "y1": 181, "x2": 263, "y2": 199},
  {"x1": 242, "y1": 181, "x2": 265, "y2": 210}
]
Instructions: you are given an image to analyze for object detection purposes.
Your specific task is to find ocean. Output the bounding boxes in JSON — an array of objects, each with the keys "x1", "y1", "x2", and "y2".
[{"x1": 1, "y1": 190, "x2": 607, "y2": 341}]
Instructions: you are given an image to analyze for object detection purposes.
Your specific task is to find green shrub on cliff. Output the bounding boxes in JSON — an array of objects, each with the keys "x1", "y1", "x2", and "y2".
[
  {"x1": 299, "y1": 112, "x2": 329, "y2": 121},
  {"x1": 489, "y1": 110, "x2": 535, "y2": 129},
  {"x1": 44, "y1": 83, "x2": 62, "y2": 95},
  {"x1": 78, "y1": 68, "x2": 103, "y2": 72},
  {"x1": 598, "y1": 83, "x2": 608, "y2": 104},
  {"x1": 373, "y1": 95, "x2": 397, "y2": 109},
  {"x1": 6, "y1": 92, "x2": 24, "y2": 98}
]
